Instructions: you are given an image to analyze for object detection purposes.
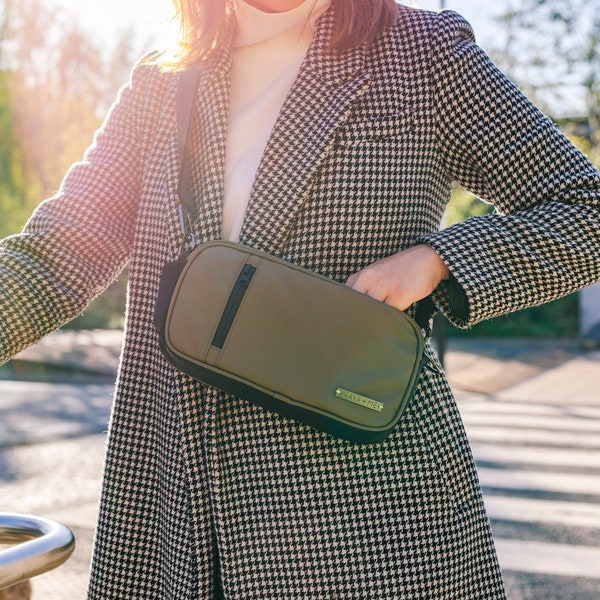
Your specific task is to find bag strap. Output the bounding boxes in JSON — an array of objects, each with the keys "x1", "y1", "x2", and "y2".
[{"x1": 176, "y1": 65, "x2": 201, "y2": 248}]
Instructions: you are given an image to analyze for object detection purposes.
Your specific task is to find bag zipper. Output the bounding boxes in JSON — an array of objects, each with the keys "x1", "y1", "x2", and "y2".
[{"x1": 211, "y1": 263, "x2": 256, "y2": 349}]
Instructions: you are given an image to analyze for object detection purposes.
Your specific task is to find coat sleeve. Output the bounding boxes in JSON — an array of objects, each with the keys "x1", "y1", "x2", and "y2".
[
  {"x1": 0, "y1": 58, "x2": 163, "y2": 362},
  {"x1": 419, "y1": 11, "x2": 600, "y2": 328}
]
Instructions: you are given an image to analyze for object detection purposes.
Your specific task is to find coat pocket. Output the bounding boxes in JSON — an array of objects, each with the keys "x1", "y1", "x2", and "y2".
[
  {"x1": 404, "y1": 363, "x2": 476, "y2": 513},
  {"x1": 336, "y1": 109, "x2": 414, "y2": 145}
]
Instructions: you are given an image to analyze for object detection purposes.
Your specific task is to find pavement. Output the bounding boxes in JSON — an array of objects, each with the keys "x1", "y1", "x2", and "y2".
[{"x1": 0, "y1": 329, "x2": 599, "y2": 598}]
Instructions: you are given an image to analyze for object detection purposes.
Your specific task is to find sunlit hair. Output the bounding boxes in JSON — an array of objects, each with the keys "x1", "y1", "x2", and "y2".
[{"x1": 160, "y1": 0, "x2": 398, "y2": 69}]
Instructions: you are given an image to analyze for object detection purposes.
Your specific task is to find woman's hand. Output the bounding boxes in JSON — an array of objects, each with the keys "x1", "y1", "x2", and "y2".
[{"x1": 345, "y1": 244, "x2": 450, "y2": 311}]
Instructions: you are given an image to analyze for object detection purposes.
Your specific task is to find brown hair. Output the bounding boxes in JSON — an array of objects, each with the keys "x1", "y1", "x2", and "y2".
[{"x1": 163, "y1": 0, "x2": 398, "y2": 69}]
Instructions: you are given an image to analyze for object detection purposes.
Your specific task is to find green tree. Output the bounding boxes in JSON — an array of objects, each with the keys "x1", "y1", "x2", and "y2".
[
  {"x1": 2, "y1": 0, "x2": 139, "y2": 201},
  {"x1": 0, "y1": 69, "x2": 34, "y2": 236}
]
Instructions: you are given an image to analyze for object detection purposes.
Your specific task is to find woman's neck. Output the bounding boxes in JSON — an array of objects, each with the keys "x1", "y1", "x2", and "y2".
[{"x1": 242, "y1": 0, "x2": 306, "y2": 13}]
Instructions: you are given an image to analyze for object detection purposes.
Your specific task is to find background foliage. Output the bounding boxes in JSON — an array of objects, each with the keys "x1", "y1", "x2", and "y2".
[{"x1": 0, "y1": 0, "x2": 143, "y2": 328}]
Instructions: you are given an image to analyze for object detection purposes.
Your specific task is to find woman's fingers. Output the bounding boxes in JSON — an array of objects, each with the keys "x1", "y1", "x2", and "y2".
[{"x1": 345, "y1": 245, "x2": 449, "y2": 311}]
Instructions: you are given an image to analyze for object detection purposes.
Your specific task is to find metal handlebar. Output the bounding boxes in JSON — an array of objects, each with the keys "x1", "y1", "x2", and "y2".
[{"x1": 0, "y1": 513, "x2": 75, "y2": 591}]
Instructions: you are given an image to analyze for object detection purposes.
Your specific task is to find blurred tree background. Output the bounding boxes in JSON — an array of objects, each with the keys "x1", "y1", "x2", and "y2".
[
  {"x1": 0, "y1": 0, "x2": 148, "y2": 328},
  {"x1": 0, "y1": 0, "x2": 597, "y2": 335}
]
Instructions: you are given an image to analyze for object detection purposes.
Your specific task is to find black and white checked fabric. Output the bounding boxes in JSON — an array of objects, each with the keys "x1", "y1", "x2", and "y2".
[{"x1": 1, "y1": 5, "x2": 599, "y2": 599}]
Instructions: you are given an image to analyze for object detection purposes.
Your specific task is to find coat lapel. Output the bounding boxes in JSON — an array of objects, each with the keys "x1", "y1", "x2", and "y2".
[
  {"x1": 240, "y1": 7, "x2": 371, "y2": 254},
  {"x1": 187, "y1": 42, "x2": 232, "y2": 244}
]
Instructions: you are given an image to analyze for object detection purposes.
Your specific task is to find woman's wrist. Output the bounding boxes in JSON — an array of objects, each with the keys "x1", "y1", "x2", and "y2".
[{"x1": 419, "y1": 244, "x2": 450, "y2": 284}]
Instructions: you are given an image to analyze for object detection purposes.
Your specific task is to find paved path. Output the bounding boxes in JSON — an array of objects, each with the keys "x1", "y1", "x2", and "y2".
[
  {"x1": 446, "y1": 339, "x2": 600, "y2": 597},
  {"x1": 0, "y1": 330, "x2": 599, "y2": 598},
  {"x1": 0, "y1": 331, "x2": 118, "y2": 598},
  {"x1": 458, "y1": 387, "x2": 600, "y2": 598}
]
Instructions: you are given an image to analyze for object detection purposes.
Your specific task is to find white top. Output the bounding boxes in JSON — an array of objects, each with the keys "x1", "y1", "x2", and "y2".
[{"x1": 222, "y1": 0, "x2": 331, "y2": 242}]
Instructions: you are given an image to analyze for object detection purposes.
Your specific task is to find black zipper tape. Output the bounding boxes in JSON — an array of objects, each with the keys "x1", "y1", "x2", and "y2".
[{"x1": 211, "y1": 263, "x2": 256, "y2": 349}]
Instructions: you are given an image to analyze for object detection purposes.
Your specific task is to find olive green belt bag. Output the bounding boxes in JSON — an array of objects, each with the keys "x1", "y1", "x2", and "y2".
[
  {"x1": 154, "y1": 68, "x2": 427, "y2": 443},
  {"x1": 154, "y1": 241, "x2": 427, "y2": 443}
]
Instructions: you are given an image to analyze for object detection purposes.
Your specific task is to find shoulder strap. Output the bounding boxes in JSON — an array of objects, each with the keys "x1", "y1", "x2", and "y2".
[{"x1": 176, "y1": 65, "x2": 201, "y2": 241}]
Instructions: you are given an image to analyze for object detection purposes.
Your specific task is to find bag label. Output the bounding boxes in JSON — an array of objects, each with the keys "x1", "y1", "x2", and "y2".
[{"x1": 336, "y1": 388, "x2": 384, "y2": 413}]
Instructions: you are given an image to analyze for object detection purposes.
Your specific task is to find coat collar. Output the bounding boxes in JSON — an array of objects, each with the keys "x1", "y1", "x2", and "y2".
[
  {"x1": 187, "y1": 5, "x2": 371, "y2": 253},
  {"x1": 184, "y1": 39, "x2": 233, "y2": 244}
]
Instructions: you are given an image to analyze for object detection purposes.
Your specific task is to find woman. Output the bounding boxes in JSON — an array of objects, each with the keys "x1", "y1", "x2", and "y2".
[{"x1": 1, "y1": 0, "x2": 598, "y2": 597}]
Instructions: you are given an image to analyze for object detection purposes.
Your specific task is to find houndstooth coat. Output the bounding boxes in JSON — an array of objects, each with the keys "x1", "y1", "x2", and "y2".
[{"x1": 1, "y1": 6, "x2": 599, "y2": 599}]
